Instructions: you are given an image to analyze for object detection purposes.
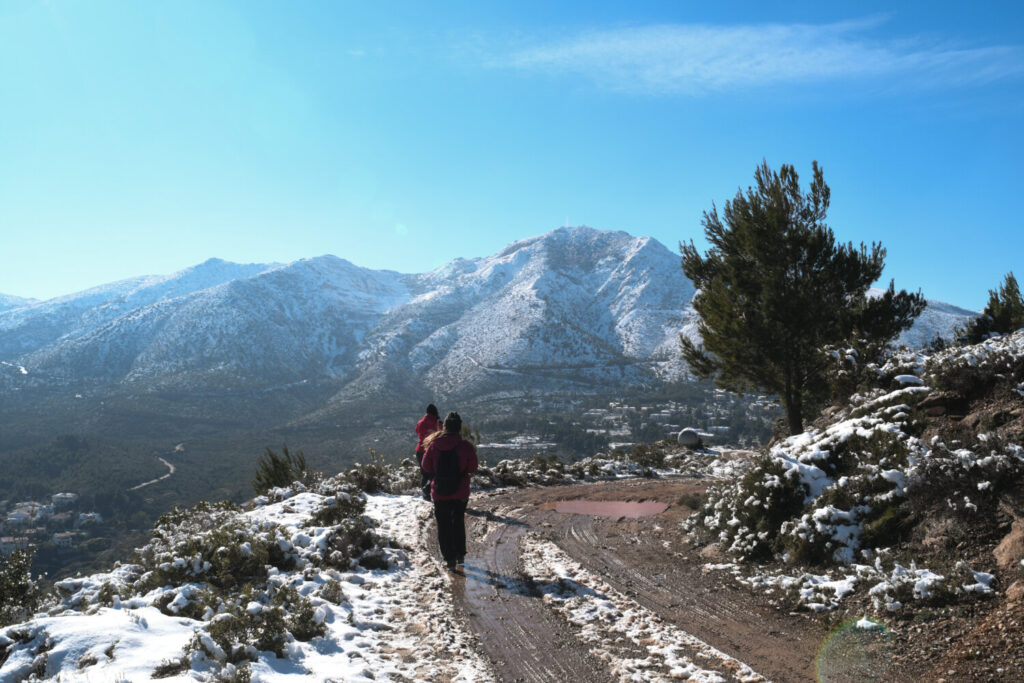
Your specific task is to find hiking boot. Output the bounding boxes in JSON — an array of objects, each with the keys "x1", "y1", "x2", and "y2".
[{"x1": 456, "y1": 556, "x2": 465, "y2": 566}]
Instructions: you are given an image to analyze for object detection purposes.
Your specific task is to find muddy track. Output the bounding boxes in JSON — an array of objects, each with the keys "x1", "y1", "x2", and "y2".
[
  {"x1": 427, "y1": 507, "x2": 610, "y2": 682},
  {"x1": 430, "y1": 479, "x2": 827, "y2": 682},
  {"x1": 550, "y1": 509, "x2": 821, "y2": 681}
]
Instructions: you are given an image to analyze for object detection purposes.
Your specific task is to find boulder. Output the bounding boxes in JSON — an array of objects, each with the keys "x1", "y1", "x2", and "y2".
[{"x1": 677, "y1": 428, "x2": 702, "y2": 449}]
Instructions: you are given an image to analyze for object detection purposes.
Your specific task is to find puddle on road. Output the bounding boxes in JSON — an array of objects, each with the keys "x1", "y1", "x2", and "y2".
[{"x1": 538, "y1": 500, "x2": 668, "y2": 518}]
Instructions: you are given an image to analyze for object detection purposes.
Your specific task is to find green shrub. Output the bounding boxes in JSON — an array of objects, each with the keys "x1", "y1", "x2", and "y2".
[
  {"x1": 676, "y1": 491, "x2": 705, "y2": 510},
  {"x1": 956, "y1": 272, "x2": 1024, "y2": 345},
  {"x1": 340, "y1": 459, "x2": 392, "y2": 494},
  {"x1": 628, "y1": 442, "x2": 667, "y2": 468},
  {"x1": 318, "y1": 580, "x2": 345, "y2": 605},
  {"x1": 0, "y1": 547, "x2": 42, "y2": 627},
  {"x1": 150, "y1": 500, "x2": 241, "y2": 534},
  {"x1": 530, "y1": 453, "x2": 565, "y2": 473},
  {"x1": 252, "y1": 446, "x2": 308, "y2": 495},
  {"x1": 860, "y1": 504, "x2": 913, "y2": 548},
  {"x1": 94, "y1": 581, "x2": 116, "y2": 607},
  {"x1": 152, "y1": 658, "x2": 190, "y2": 678},
  {"x1": 196, "y1": 603, "x2": 288, "y2": 662},
  {"x1": 153, "y1": 586, "x2": 218, "y2": 620},
  {"x1": 281, "y1": 589, "x2": 326, "y2": 641}
]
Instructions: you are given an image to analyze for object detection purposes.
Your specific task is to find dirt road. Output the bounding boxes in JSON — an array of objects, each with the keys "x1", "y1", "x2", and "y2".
[
  {"x1": 427, "y1": 477, "x2": 827, "y2": 682},
  {"x1": 128, "y1": 456, "x2": 176, "y2": 491}
]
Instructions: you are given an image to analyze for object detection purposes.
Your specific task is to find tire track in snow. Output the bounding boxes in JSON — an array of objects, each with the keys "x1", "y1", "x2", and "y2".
[
  {"x1": 521, "y1": 535, "x2": 766, "y2": 681},
  {"x1": 552, "y1": 500, "x2": 820, "y2": 682}
]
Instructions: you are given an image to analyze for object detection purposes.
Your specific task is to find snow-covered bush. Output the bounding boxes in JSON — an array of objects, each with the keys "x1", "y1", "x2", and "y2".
[
  {"x1": 866, "y1": 560, "x2": 996, "y2": 612},
  {"x1": 333, "y1": 455, "x2": 421, "y2": 495},
  {"x1": 690, "y1": 331, "x2": 1024, "y2": 569},
  {"x1": 307, "y1": 481, "x2": 367, "y2": 524},
  {"x1": 135, "y1": 503, "x2": 297, "y2": 593},
  {"x1": 925, "y1": 329, "x2": 1024, "y2": 396},
  {"x1": 182, "y1": 583, "x2": 324, "y2": 667},
  {"x1": 691, "y1": 400, "x2": 928, "y2": 564}
]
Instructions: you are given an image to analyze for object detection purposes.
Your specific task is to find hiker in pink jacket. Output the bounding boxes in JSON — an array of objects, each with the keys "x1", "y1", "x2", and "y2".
[
  {"x1": 414, "y1": 404, "x2": 441, "y2": 500},
  {"x1": 420, "y1": 411, "x2": 478, "y2": 571}
]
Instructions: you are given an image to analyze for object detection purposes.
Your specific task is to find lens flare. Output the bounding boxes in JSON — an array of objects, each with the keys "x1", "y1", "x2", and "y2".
[{"x1": 815, "y1": 617, "x2": 893, "y2": 682}]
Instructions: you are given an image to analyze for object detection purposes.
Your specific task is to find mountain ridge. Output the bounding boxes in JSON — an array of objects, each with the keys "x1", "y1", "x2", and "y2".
[{"x1": 0, "y1": 227, "x2": 977, "y2": 426}]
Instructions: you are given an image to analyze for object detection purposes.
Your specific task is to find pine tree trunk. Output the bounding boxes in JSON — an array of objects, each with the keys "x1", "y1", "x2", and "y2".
[{"x1": 784, "y1": 389, "x2": 804, "y2": 435}]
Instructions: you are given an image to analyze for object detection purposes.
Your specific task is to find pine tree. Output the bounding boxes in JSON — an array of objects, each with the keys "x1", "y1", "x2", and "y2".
[
  {"x1": 680, "y1": 160, "x2": 924, "y2": 435},
  {"x1": 252, "y1": 445, "x2": 308, "y2": 495},
  {"x1": 957, "y1": 272, "x2": 1024, "y2": 344},
  {"x1": 0, "y1": 547, "x2": 41, "y2": 627}
]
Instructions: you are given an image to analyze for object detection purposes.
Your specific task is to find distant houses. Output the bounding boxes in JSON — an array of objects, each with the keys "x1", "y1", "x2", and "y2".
[
  {"x1": 52, "y1": 492, "x2": 79, "y2": 507},
  {"x1": 0, "y1": 490, "x2": 104, "y2": 555},
  {"x1": 53, "y1": 531, "x2": 78, "y2": 548},
  {"x1": 51, "y1": 512, "x2": 73, "y2": 526},
  {"x1": 78, "y1": 512, "x2": 102, "y2": 525},
  {"x1": 5, "y1": 511, "x2": 30, "y2": 527}
]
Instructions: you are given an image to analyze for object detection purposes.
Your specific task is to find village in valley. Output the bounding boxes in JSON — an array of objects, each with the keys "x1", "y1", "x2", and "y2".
[{"x1": 1, "y1": 492, "x2": 106, "y2": 560}]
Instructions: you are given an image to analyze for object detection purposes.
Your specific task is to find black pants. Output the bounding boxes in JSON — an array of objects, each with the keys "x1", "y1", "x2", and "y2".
[
  {"x1": 415, "y1": 451, "x2": 432, "y2": 500},
  {"x1": 433, "y1": 498, "x2": 468, "y2": 566}
]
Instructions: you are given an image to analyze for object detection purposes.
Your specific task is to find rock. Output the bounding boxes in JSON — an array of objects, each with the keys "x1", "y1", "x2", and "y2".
[
  {"x1": 961, "y1": 413, "x2": 982, "y2": 430},
  {"x1": 698, "y1": 543, "x2": 726, "y2": 561},
  {"x1": 919, "y1": 391, "x2": 969, "y2": 414},
  {"x1": 677, "y1": 428, "x2": 701, "y2": 448},
  {"x1": 1006, "y1": 581, "x2": 1024, "y2": 603},
  {"x1": 993, "y1": 510, "x2": 1024, "y2": 573}
]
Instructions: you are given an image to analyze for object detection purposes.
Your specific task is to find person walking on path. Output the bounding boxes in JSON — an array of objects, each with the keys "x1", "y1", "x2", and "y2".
[
  {"x1": 420, "y1": 411, "x2": 478, "y2": 571},
  {"x1": 414, "y1": 404, "x2": 441, "y2": 500}
]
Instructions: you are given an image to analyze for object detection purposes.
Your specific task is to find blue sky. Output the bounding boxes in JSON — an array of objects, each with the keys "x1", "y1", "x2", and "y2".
[{"x1": 1, "y1": 1, "x2": 1022, "y2": 310}]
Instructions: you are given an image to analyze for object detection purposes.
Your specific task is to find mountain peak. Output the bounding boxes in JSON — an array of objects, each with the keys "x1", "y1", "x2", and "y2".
[{"x1": 0, "y1": 229, "x2": 977, "y2": 403}]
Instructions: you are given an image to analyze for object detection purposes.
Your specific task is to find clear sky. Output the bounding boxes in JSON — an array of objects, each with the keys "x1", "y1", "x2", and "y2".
[{"x1": 1, "y1": 1, "x2": 1022, "y2": 310}]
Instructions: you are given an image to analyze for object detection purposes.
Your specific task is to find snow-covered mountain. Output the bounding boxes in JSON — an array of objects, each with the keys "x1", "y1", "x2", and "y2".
[
  {"x1": 0, "y1": 293, "x2": 37, "y2": 313},
  {"x1": 330, "y1": 228, "x2": 697, "y2": 403},
  {"x1": 866, "y1": 287, "x2": 978, "y2": 348},
  {"x1": 0, "y1": 259, "x2": 277, "y2": 360},
  {"x1": 893, "y1": 296, "x2": 978, "y2": 348},
  {"x1": 0, "y1": 227, "x2": 976, "y2": 405}
]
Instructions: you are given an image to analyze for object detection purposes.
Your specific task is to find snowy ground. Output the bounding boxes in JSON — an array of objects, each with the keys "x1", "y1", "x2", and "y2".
[
  {"x1": 0, "y1": 493, "x2": 492, "y2": 682},
  {"x1": 0, "y1": 440, "x2": 764, "y2": 683},
  {"x1": 520, "y1": 535, "x2": 765, "y2": 682},
  {"x1": 2, "y1": 484, "x2": 775, "y2": 683}
]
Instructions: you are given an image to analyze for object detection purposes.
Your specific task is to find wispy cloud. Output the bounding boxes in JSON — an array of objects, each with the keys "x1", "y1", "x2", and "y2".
[{"x1": 500, "y1": 19, "x2": 1024, "y2": 95}]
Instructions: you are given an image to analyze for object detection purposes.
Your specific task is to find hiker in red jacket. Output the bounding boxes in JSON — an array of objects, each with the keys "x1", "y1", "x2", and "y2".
[
  {"x1": 415, "y1": 404, "x2": 441, "y2": 500},
  {"x1": 420, "y1": 411, "x2": 478, "y2": 571}
]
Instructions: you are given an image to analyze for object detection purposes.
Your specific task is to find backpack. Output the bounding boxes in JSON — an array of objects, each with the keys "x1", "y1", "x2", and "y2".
[{"x1": 433, "y1": 446, "x2": 462, "y2": 496}]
